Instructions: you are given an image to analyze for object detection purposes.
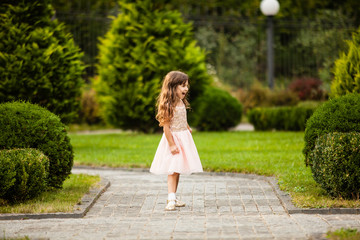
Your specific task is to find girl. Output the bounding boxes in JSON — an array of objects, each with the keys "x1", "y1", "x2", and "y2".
[{"x1": 150, "y1": 71, "x2": 203, "y2": 211}]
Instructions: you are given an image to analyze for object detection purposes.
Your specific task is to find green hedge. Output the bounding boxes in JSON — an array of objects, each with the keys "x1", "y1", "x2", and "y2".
[
  {"x1": 247, "y1": 106, "x2": 316, "y2": 131},
  {"x1": 0, "y1": 149, "x2": 49, "y2": 202},
  {"x1": 303, "y1": 94, "x2": 360, "y2": 167},
  {"x1": 191, "y1": 87, "x2": 242, "y2": 131},
  {"x1": 0, "y1": 102, "x2": 73, "y2": 189},
  {"x1": 311, "y1": 132, "x2": 360, "y2": 199}
]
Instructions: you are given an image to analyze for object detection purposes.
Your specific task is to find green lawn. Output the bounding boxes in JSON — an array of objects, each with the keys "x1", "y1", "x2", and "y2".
[
  {"x1": 70, "y1": 131, "x2": 360, "y2": 208},
  {"x1": 327, "y1": 228, "x2": 360, "y2": 240},
  {"x1": 0, "y1": 174, "x2": 100, "y2": 214}
]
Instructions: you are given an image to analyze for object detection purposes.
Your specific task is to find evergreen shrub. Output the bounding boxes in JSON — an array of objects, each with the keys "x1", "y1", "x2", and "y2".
[
  {"x1": 237, "y1": 82, "x2": 270, "y2": 112},
  {"x1": 248, "y1": 106, "x2": 315, "y2": 131},
  {"x1": 0, "y1": 102, "x2": 73, "y2": 189},
  {"x1": 303, "y1": 94, "x2": 360, "y2": 167},
  {"x1": 0, "y1": 148, "x2": 49, "y2": 202},
  {"x1": 96, "y1": 0, "x2": 211, "y2": 132},
  {"x1": 79, "y1": 86, "x2": 102, "y2": 125},
  {"x1": 331, "y1": 27, "x2": 360, "y2": 97},
  {"x1": 237, "y1": 83, "x2": 299, "y2": 113},
  {"x1": 0, "y1": 1, "x2": 85, "y2": 124},
  {"x1": 311, "y1": 132, "x2": 360, "y2": 200},
  {"x1": 192, "y1": 87, "x2": 242, "y2": 131},
  {"x1": 268, "y1": 90, "x2": 299, "y2": 106}
]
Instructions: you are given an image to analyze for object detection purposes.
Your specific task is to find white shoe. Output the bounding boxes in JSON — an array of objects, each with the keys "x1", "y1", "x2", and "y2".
[
  {"x1": 175, "y1": 199, "x2": 186, "y2": 207},
  {"x1": 165, "y1": 200, "x2": 176, "y2": 211}
]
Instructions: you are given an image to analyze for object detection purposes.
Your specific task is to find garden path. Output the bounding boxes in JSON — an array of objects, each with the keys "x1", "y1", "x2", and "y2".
[{"x1": 2, "y1": 168, "x2": 360, "y2": 239}]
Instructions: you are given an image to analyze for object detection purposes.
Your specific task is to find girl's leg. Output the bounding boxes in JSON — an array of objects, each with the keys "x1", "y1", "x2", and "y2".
[
  {"x1": 165, "y1": 173, "x2": 179, "y2": 211},
  {"x1": 167, "y1": 173, "x2": 186, "y2": 209},
  {"x1": 175, "y1": 174, "x2": 180, "y2": 192},
  {"x1": 168, "y1": 173, "x2": 179, "y2": 193}
]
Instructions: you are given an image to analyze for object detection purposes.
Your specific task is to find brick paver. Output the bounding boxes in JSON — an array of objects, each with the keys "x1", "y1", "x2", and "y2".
[{"x1": 1, "y1": 168, "x2": 360, "y2": 240}]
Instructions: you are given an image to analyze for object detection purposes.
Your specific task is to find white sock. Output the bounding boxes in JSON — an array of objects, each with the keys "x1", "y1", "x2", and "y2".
[{"x1": 168, "y1": 193, "x2": 176, "y2": 202}]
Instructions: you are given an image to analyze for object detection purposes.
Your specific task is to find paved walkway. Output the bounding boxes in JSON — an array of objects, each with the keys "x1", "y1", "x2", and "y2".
[{"x1": 2, "y1": 168, "x2": 360, "y2": 240}]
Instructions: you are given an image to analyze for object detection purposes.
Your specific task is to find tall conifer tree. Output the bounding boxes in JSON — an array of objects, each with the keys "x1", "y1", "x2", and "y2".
[
  {"x1": 0, "y1": 0, "x2": 84, "y2": 123},
  {"x1": 331, "y1": 28, "x2": 360, "y2": 97},
  {"x1": 96, "y1": 0, "x2": 211, "y2": 132}
]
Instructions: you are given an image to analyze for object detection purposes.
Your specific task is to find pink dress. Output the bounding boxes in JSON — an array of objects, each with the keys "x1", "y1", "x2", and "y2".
[{"x1": 150, "y1": 103, "x2": 203, "y2": 175}]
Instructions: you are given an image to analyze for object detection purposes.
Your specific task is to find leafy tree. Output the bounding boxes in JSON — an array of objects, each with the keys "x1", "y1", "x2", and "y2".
[
  {"x1": 168, "y1": 0, "x2": 360, "y2": 23},
  {"x1": 52, "y1": 0, "x2": 116, "y2": 12},
  {"x1": 96, "y1": 0, "x2": 211, "y2": 132},
  {"x1": 51, "y1": 0, "x2": 118, "y2": 77},
  {"x1": 0, "y1": 0, "x2": 54, "y2": 25},
  {"x1": 285, "y1": 10, "x2": 353, "y2": 88},
  {"x1": 0, "y1": 0, "x2": 84, "y2": 124},
  {"x1": 50, "y1": 0, "x2": 360, "y2": 91},
  {"x1": 331, "y1": 27, "x2": 360, "y2": 97},
  {"x1": 195, "y1": 24, "x2": 264, "y2": 88}
]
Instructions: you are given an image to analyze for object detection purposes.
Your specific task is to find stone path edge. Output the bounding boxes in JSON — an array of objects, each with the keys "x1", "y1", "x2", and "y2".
[
  {"x1": 0, "y1": 176, "x2": 111, "y2": 221},
  {"x1": 73, "y1": 165, "x2": 360, "y2": 215}
]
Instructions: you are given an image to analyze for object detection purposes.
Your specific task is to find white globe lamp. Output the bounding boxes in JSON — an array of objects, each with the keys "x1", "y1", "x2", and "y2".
[{"x1": 260, "y1": 0, "x2": 280, "y2": 16}]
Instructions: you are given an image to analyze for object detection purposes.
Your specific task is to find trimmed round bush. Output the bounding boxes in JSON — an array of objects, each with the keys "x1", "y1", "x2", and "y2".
[
  {"x1": 311, "y1": 132, "x2": 360, "y2": 200},
  {"x1": 0, "y1": 149, "x2": 49, "y2": 202},
  {"x1": 0, "y1": 151, "x2": 16, "y2": 199},
  {"x1": 0, "y1": 102, "x2": 73, "y2": 189},
  {"x1": 303, "y1": 93, "x2": 360, "y2": 167},
  {"x1": 191, "y1": 87, "x2": 242, "y2": 131},
  {"x1": 0, "y1": 1, "x2": 85, "y2": 124}
]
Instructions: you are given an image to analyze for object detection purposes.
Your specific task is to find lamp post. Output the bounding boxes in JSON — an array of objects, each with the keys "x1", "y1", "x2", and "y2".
[{"x1": 260, "y1": 0, "x2": 280, "y2": 90}]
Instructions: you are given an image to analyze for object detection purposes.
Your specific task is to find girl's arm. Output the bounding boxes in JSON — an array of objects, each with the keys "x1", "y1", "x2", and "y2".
[
  {"x1": 163, "y1": 122, "x2": 179, "y2": 155},
  {"x1": 187, "y1": 124, "x2": 192, "y2": 133}
]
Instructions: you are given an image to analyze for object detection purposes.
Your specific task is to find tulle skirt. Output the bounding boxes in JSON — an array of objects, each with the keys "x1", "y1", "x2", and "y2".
[{"x1": 150, "y1": 130, "x2": 203, "y2": 175}]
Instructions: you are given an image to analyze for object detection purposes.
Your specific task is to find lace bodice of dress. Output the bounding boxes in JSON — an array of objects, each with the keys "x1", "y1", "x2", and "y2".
[{"x1": 170, "y1": 105, "x2": 188, "y2": 132}]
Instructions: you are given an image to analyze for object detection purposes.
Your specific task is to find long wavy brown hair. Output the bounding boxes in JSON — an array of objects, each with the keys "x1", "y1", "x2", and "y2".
[{"x1": 156, "y1": 71, "x2": 190, "y2": 126}]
